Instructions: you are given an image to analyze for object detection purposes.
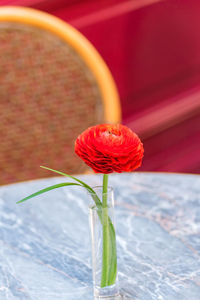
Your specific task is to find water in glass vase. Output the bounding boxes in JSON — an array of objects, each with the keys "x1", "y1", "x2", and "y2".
[{"x1": 88, "y1": 186, "x2": 122, "y2": 300}]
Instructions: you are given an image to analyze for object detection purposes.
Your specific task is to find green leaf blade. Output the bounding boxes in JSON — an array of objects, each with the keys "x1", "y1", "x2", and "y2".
[
  {"x1": 16, "y1": 183, "x2": 81, "y2": 204},
  {"x1": 40, "y1": 166, "x2": 102, "y2": 206}
]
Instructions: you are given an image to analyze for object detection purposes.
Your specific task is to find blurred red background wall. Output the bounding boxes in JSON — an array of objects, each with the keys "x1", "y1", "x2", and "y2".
[{"x1": 1, "y1": 0, "x2": 200, "y2": 173}]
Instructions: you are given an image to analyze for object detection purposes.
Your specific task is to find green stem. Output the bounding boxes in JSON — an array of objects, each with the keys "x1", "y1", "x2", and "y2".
[
  {"x1": 101, "y1": 174, "x2": 109, "y2": 287},
  {"x1": 102, "y1": 174, "x2": 108, "y2": 207},
  {"x1": 91, "y1": 195, "x2": 117, "y2": 287}
]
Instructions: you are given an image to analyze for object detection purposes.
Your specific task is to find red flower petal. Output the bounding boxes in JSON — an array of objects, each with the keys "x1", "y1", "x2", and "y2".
[{"x1": 75, "y1": 124, "x2": 144, "y2": 174}]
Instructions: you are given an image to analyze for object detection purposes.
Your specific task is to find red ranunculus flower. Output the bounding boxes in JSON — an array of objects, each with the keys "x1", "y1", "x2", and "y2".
[{"x1": 75, "y1": 124, "x2": 144, "y2": 174}]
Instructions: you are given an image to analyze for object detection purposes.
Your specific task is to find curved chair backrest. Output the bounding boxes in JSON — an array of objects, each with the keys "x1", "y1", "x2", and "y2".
[{"x1": 0, "y1": 6, "x2": 121, "y2": 185}]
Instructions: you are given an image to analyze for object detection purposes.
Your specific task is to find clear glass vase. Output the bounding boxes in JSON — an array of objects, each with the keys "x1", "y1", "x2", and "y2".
[{"x1": 89, "y1": 186, "x2": 121, "y2": 300}]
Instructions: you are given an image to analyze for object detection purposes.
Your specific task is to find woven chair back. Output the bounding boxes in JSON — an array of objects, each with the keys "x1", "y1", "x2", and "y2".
[{"x1": 0, "y1": 9, "x2": 121, "y2": 185}]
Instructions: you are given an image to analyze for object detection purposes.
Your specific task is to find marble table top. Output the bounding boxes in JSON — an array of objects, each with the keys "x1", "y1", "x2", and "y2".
[{"x1": 0, "y1": 172, "x2": 200, "y2": 300}]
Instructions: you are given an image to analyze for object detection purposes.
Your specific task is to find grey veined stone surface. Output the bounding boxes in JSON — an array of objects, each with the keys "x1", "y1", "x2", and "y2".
[{"x1": 0, "y1": 172, "x2": 200, "y2": 300}]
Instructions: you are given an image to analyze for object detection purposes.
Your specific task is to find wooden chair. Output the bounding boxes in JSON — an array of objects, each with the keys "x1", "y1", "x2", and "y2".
[{"x1": 0, "y1": 6, "x2": 121, "y2": 185}]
